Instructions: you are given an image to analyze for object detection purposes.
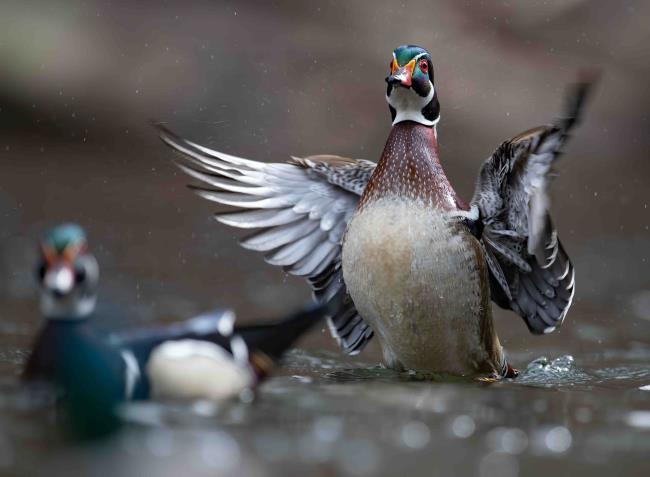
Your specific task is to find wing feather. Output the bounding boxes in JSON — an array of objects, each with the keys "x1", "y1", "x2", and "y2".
[
  {"x1": 265, "y1": 227, "x2": 327, "y2": 266},
  {"x1": 242, "y1": 218, "x2": 319, "y2": 252},
  {"x1": 471, "y1": 80, "x2": 594, "y2": 334},
  {"x1": 216, "y1": 208, "x2": 301, "y2": 228},
  {"x1": 191, "y1": 187, "x2": 297, "y2": 209},
  {"x1": 156, "y1": 124, "x2": 376, "y2": 354},
  {"x1": 287, "y1": 241, "x2": 338, "y2": 277}
]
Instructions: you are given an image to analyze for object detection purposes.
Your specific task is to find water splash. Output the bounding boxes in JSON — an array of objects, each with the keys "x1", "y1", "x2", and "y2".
[{"x1": 516, "y1": 355, "x2": 594, "y2": 387}]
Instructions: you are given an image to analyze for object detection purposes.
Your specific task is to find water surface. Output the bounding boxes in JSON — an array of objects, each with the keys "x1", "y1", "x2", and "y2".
[{"x1": 2, "y1": 321, "x2": 650, "y2": 477}]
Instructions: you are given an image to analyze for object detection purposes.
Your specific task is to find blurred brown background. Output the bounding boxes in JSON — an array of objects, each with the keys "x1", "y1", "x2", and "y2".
[{"x1": 1, "y1": 0, "x2": 649, "y2": 360}]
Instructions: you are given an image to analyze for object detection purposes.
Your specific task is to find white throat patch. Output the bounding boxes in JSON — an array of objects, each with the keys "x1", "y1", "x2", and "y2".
[
  {"x1": 41, "y1": 292, "x2": 97, "y2": 320},
  {"x1": 386, "y1": 83, "x2": 439, "y2": 127}
]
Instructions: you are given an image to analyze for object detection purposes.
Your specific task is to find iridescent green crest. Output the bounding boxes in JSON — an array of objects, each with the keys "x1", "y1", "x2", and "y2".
[
  {"x1": 393, "y1": 45, "x2": 428, "y2": 66},
  {"x1": 44, "y1": 223, "x2": 86, "y2": 253}
]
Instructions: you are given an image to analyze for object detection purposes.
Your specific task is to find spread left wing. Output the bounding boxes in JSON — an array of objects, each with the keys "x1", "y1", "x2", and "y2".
[
  {"x1": 471, "y1": 81, "x2": 593, "y2": 334},
  {"x1": 156, "y1": 125, "x2": 377, "y2": 355}
]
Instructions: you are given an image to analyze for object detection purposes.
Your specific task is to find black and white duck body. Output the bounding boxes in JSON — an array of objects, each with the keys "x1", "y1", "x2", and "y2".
[{"x1": 24, "y1": 224, "x2": 330, "y2": 402}]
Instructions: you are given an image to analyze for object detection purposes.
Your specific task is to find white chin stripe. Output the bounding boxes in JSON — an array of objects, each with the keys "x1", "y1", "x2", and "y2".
[
  {"x1": 387, "y1": 83, "x2": 438, "y2": 127},
  {"x1": 41, "y1": 293, "x2": 96, "y2": 320}
]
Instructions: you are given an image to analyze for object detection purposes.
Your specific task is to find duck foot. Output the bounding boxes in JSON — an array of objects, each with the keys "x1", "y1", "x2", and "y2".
[{"x1": 504, "y1": 363, "x2": 519, "y2": 379}]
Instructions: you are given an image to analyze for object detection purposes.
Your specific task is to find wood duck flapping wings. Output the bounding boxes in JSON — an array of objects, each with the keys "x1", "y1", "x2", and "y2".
[{"x1": 157, "y1": 78, "x2": 591, "y2": 357}]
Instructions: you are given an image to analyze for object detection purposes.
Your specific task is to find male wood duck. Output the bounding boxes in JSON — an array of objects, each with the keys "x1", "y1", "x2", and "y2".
[
  {"x1": 158, "y1": 45, "x2": 593, "y2": 378},
  {"x1": 23, "y1": 224, "x2": 331, "y2": 406}
]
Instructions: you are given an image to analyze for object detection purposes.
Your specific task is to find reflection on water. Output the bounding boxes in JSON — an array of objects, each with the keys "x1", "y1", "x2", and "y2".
[{"x1": 2, "y1": 340, "x2": 650, "y2": 477}]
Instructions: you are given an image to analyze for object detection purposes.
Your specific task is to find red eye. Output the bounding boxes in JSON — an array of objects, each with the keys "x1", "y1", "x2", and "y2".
[{"x1": 419, "y1": 59, "x2": 429, "y2": 73}]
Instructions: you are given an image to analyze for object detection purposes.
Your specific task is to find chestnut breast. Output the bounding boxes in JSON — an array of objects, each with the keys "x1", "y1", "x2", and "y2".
[{"x1": 358, "y1": 122, "x2": 467, "y2": 212}]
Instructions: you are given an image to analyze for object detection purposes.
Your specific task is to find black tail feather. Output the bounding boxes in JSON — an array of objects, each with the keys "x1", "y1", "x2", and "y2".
[{"x1": 239, "y1": 300, "x2": 336, "y2": 362}]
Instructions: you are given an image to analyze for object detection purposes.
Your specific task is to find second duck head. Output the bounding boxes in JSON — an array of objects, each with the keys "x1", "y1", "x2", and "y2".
[{"x1": 36, "y1": 223, "x2": 99, "y2": 320}]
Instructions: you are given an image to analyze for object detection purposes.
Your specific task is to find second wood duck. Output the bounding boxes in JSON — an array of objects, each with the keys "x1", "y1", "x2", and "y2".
[
  {"x1": 24, "y1": 224, "x2": 331, "y2": 405},
  {"x1": 158, "y1": 45, "x2": 593, "y2": 378}
]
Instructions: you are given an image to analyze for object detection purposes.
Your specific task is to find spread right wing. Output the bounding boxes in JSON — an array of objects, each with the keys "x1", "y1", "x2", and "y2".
[
  {"x1": 156, "y1": 125, "x2": 376, "y2": 355},
  {"x1": 471, "y1": 80, "x2": 594, "y2": 334}
]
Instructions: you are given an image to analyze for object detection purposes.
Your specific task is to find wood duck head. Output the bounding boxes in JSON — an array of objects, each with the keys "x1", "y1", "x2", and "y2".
[
  {"x1": 37, "y1": 223, "x2": 99, "y2": 320},
  {"x1": 386, "y1": 44, "x2": 440, "y2": 127}
]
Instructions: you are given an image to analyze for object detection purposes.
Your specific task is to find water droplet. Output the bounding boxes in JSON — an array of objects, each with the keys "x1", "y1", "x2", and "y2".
[
  {"x1": 451, "y1": 415, "x2": 476, "y2": 438},
  {"x1": 313, "y1": 416, "x2": 344, "y2": 443},
  {"x1": 544, "y1": 426, "x2": 572, "y2": 453},
  {"x1": 486, "y1": 427, "x2": 528, "y2": 455},
  {"x1": 625, "y1": 411, "x2": 650, "y2": 428},
  {"x1": 400, "y1": 421, "x2": 430, "y2": 449}
]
